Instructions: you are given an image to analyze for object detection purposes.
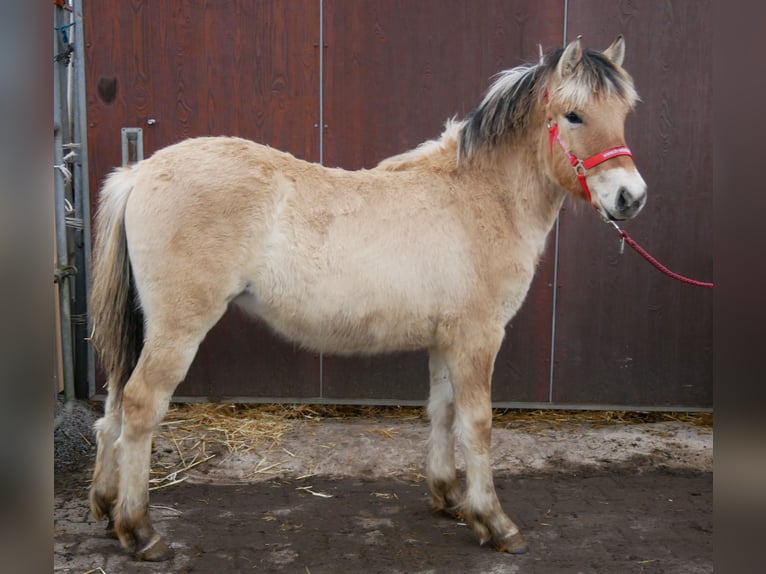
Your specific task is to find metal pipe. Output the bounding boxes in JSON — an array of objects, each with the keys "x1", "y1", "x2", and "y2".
[
  {"x1": 72, "y1": 0, "x2": 95, "y2": 397},
  {"x1": 54, "y1": 14, "x2": 76, "y2": 403},
  {"x1": 548, "y1": 0, "x2": 570, "y2": 402},
  {"x1": 318, "y1": 0, "x2": 324, "y2": 398}
]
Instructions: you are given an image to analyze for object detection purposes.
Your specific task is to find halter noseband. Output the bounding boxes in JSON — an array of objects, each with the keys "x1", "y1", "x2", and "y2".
[{"x1": 544, "y1": 88, "x2": 633, "y2": 204}]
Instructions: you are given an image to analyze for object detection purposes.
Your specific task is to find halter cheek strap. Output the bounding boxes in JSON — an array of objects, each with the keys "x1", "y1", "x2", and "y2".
[{"x1": 544, "y1": 89, "x2": 634, "y2": 203}]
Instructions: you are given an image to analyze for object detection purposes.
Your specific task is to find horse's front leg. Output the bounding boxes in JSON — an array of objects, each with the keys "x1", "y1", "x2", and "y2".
[
  {"x1": 446, "y1": 333, "x2": 528, "y2": 554},
  {"x1": 426, "y1": 349, "x2": 463, "y2": 514}
]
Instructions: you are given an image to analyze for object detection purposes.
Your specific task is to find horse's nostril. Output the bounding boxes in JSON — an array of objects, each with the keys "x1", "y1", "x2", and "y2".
[{"x1": 617, "y1": 187, "x2": 641, "y2": 213}]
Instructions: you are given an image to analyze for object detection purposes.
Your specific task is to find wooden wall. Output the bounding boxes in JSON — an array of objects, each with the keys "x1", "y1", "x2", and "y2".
[
  {"x1": 84, "y1": 0, "x2": 712, "y2": 408},
  {"x1": 554, "y1": 1, "x2": 713, "y2": 407}
]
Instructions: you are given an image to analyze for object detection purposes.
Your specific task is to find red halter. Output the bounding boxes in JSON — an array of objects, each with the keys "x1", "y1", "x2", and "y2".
[{"x1": 544, "y1": 89, "x2": 633, "y2": 203}]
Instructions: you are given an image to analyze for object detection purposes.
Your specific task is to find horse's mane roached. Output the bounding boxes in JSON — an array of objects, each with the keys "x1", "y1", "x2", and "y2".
[{"x1": 458, "y1": 47, "x2": 638, "y2": 162}]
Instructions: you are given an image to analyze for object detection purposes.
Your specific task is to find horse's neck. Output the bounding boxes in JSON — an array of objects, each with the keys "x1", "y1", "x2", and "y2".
[
  {"x1": 386, "y1": 125, "x2": 566, "y2": 251},
  {"x1": 486, "y1": 135, "x2": 567, "y2": 247}
]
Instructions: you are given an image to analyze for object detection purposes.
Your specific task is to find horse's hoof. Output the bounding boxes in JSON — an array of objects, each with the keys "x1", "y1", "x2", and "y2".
[
  {"x1": 89, "y1": 490, "x2": 113, "y2": 522},
  {"x1": 431, "y1": 502, "x2": 464, "y2": 521},
  {"x1": 135, "y1": 535, "x2": 174, "y2": 562},
  {"x1": 105, "y1": 519, "x2": 119, "y2": 540},
  {"x1": 495, "y1": 531, "x2": 528, "y2": 554}
]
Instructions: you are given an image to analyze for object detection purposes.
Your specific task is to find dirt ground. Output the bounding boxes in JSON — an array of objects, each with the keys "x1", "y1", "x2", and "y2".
[{"x1": 54, "y1": 400, "x2": 713, "y2": 573}]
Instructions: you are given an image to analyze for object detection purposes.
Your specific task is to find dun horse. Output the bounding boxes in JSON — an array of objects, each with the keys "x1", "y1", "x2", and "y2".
[{"x1": 89, "y1": 37, "x2": 646, "y2": 560}]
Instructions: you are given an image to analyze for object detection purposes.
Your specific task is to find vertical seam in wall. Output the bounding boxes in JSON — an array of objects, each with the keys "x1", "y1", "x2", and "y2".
[
  {"x1": 318, "y1": 0, "x2": 324, "y2": 398},
  {"x1": 548, "y1": 0, "x2": 569, "y2": 403},
  {"x1": 548, "y1": 229, "x2": 560, "y2": 403},
  {"x1": 319, "y1": 0, "x2": 324, "y2": 166}
]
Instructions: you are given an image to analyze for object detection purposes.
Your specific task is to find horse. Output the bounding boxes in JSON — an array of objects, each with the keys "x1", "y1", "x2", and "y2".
[{"x1": 88, "y1": 36, "x2": 646, "y2": 561}]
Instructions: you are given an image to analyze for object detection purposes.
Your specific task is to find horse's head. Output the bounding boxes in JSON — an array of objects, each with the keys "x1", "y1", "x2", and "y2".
[{"x1": 544, "y1": 36, "x2": 646, "y2": 221}]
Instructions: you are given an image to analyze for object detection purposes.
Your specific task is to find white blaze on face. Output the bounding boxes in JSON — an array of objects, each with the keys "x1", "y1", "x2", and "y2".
[{"x1": 588, "y1": 166, "x2": 647, "y2": 220}]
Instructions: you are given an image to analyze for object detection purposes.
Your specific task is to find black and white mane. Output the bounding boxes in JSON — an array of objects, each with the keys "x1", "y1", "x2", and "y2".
[{"x1": 458, "y1": 47, "x2": 639, "y2": 161}]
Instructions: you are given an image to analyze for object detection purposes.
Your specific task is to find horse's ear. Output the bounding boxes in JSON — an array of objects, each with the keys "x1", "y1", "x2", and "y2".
[
  {"x1": 603, "y1": 35, "x2": 625, "y2": 67},
  {"x1": 557, "y1": 36, "x2": 583, "y2": 78}
]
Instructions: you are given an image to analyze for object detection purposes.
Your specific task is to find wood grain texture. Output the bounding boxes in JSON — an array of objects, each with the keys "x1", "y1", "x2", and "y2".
[
  {"x1": 85, "y1": 0, "x2": 321, "y2": 166},
  {"x1": 552, "y1": 0, "x2": 713, "y2": 406},
  {"x1": 84, "y1": 1, "x2": 711, "y2": 407},
  {"x1": 85, "y1": 0, "x2": 322, "y2": 398}
]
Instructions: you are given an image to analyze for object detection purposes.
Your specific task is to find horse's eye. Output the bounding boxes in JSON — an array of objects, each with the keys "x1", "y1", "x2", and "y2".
[{"x1": 564, "y1": 112, "x2": 582, "y2": 124}]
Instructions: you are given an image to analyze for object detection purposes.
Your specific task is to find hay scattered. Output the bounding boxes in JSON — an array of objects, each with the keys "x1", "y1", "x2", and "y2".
[
  {"x1": 149, "y1": 403, "x2": 711, "y2": 490},
  {"x1": 151, "y1": 403, "x2": 296, "y2": 488},
  {"x1": 491, "y1": 408, "x2": 713, "y2": 428},
  {"x1": 296, "y1": 485, "x2": 334, "y2": 498},
  {"x1": 372, "y1": 492, "x2": 399, "y2": 500}
]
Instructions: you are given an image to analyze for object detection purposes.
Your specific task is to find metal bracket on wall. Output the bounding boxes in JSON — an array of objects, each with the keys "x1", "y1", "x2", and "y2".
[{"x1": 121, "y1": 127, "x2": 144, "y2": 165}]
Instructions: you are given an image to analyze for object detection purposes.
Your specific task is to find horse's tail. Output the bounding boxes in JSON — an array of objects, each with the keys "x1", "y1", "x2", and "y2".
[{"x1": 89, "y1": 166, "x2": 144, "y2": 390}]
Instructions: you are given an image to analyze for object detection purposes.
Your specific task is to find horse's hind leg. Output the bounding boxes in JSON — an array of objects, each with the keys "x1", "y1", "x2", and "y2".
[
  {"x1": 112, "y1": 335, "x2": 203, "y2": 560},
  {"x1": 112, "y1": 304, "x2": 229, "y2": 561},
  {"x1": 90, "y1": 379, "x2": 123, "y2": 539},
  {"x1": 426, "y1": 349, "x2": 463, "y2": 514},
  {"x1": 443, "y1": 327, "x2": 528, "y2": 554}
]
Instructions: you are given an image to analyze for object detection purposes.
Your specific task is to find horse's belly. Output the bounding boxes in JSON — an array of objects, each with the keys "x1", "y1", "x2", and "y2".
[
  {"x1": 238, "y1": 196, "x2": 478, "y2": 354},
  {"x1": 233, "y1": 288, "x2": 437, "y2": 355}
]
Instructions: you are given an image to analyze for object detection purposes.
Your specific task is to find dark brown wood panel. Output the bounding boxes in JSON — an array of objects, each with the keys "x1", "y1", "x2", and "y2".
[
  {"x1": 179, "y1": 309, "x2": 320, "y2": 400},
  {"x1": 551, "y1": 1, "x2": 713, "y2": 407},
  {"x1": 86, "y1": 0, "x2": 321, "y2": 167},
  {"x1": 321, "y1": 0, "x2": 564, "y2": 403},
  {"x1": 85, "y1": 0, "x2": 322, "y2": 398},
  {"x1": 83, "y1": 1, "x2": 712, "y2": 407}
]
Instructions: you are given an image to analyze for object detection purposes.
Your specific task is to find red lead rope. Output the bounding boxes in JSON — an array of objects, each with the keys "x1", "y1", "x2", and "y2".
[{"x1": 605, "y1": 220, "x2": 714, "y2": 288}]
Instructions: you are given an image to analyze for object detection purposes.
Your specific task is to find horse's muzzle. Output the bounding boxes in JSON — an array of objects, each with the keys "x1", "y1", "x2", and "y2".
[{"x1": 612, "y1": 186, "x2": 646, "y2": 220}]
